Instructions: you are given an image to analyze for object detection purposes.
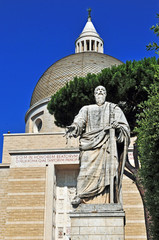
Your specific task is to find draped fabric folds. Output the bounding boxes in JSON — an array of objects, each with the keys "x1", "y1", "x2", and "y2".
[{"x1": 73, "y1": 101, "x2": 130, "y2": 203}]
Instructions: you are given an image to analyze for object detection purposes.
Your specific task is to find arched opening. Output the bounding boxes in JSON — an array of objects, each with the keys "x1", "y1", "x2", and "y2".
[
  {"x1": 91, "y1": 40, "x2": 95, "y2": 51},
  {"x1": 34, "y1": 118, "x2": 42, "y2": 133},
  {"x1": 97, "y1": 42, "x2": 99, "y2": 52},
  {"x1": 81, "y1": 41, "x2": 84, "y2": 52},
  {"x1": 86, "y1": 40, "x2": 90, "y2": 50}
]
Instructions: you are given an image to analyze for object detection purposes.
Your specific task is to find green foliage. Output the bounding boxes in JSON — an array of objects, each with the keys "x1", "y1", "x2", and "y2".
[
  {"x1": 47, "y1": 57, "x2": 158, "y2": 133},
  {"x1": 146, "y1": 14, "x2": 159, "y2": 55},
  {"x1": 135, "y1": 79, "x2": 159, "y2": 239}
]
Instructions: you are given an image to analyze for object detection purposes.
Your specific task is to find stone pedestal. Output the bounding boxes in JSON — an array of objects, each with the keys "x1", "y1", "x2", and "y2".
[{"x1": 70, "y1": 204, "x2": 125, "y2": 240}]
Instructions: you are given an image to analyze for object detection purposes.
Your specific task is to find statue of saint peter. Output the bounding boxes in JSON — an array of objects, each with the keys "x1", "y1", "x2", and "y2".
[{"x1": 66, "y1": 86, "x2": 130, "y2": 206}]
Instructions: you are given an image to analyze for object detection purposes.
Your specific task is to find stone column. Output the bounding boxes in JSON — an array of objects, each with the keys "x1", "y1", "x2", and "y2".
[
  {"x1": 44, "y1": 164, "x2": 55, "y2": 240},
  {"x1": 101, "y1": 44, "x2": 103, "y2": 53},
  {"x1": 79, "y1": 42, "x2": 82, "y2": 53},
  {"x1": 84, "y1": 40, "x2": 86, "y2": 52},
  {"x1": 95, "y1": 41, "x2": 97, "y2": 51}
]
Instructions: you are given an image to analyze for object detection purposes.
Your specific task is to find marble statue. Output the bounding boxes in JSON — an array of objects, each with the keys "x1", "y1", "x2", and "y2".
[{"x1": 66, "y1": 86, "x2": 130, "y2": 206}]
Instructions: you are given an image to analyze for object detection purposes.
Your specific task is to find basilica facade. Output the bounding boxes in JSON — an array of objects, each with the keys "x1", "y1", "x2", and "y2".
[{"x1": 0, "y1": 14, "x2": 146, "y2": 240}]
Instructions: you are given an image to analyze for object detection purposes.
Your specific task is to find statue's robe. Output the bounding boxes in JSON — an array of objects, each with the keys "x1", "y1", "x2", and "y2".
[{"x1": 73, "y1": 101, "x2": 130, "y2": 203}]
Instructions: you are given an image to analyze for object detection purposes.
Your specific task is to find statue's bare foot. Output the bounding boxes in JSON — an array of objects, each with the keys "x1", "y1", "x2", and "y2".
[{"x1": 71, "y1": 196, "x2": 81, "y2": 206}]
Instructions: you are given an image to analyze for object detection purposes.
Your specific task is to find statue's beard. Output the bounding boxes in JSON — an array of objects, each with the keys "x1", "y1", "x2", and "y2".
[{"x1": 95, "y1": 95, "x2": 106, "y2": 106}]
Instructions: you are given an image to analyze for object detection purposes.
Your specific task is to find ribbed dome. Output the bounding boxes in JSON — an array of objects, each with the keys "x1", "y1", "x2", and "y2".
[{"x1": 30, "y1": 52, "x2": 122, "y2": 106}]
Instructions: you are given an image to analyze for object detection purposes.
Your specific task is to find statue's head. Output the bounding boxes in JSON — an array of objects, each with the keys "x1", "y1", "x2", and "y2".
[{"x1": 94, "y1": 85, "x2": 107, "y2": 106}]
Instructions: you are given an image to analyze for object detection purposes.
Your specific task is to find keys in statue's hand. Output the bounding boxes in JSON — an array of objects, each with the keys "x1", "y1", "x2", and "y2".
[{"x1": 112, "y1": 121, "x2": 120, "y2": 129}]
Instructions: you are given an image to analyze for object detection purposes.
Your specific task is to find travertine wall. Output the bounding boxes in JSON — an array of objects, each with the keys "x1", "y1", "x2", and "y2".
[
  {"x1": 0, "y1": 133, "x2": 147, "y2": 240},
  {"x1": 0, "y1": 166, "x2": 10, "y2": 240},
  {"x1": 0, "y1": 165, "x2": 146, "y2": 240},
  {"x1": 123, "y1": 174, "x2": 147, "y2": 240},
  {"x1": 2, "y1": 133, "x2": 79, "y2": 164},
  {"x1": 4, "y1": 167, "x2": 46, "y2": 239}
]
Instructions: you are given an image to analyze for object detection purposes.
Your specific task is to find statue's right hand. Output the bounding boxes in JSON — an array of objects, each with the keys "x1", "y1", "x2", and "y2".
[{"x1": 64, "y1": 124, "x2": 78, "y2": 138}]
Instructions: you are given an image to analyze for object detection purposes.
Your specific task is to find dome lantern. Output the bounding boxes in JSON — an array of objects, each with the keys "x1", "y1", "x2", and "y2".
[{"x1": 75, "y1": 9, "x2": 104, "y2": 54}]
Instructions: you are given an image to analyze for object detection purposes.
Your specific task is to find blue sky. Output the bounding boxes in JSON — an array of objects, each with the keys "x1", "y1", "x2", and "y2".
[{"x1": 0, "y1": 0, "x2": 158, "y2": 162}]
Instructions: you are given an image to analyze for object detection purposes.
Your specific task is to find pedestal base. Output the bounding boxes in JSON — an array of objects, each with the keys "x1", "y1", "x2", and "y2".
[{"x1": 70, "y1": 204, "x2": 125, "y2": 240}]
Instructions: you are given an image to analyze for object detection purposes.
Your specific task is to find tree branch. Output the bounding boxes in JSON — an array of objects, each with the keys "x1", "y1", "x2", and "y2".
[
  {"x1": 133, "y1": 142, "x2": 139, "y2": 169},
  {"x1": 125, "y1": 156, "x2": 137, "y2": 175}
]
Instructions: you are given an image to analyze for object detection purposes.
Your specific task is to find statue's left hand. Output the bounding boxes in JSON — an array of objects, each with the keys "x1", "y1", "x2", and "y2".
[{"x1": 112, "y1": 121, "x2": 120, "y2": 129}]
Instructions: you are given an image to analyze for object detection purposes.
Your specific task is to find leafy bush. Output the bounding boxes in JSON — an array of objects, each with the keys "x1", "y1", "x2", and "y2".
[{"x1": 136, "y1": 78, "x2": 159, "y2": 239}]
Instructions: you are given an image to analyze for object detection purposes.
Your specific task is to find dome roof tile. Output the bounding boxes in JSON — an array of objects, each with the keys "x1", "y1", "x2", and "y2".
[{"x1": 30, "y1": 52, "x2": 122, "y2": 106}]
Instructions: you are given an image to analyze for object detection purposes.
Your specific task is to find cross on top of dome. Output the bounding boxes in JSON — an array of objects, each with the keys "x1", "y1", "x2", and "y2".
[{"x1": 87, "y1": 8, "x2": 92, "y2": 20}]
